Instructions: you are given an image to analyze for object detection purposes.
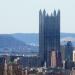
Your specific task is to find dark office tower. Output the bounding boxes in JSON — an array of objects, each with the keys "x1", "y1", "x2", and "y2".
[
  {"x1": 65, "y1": 41, "x2": 73, "y2": 69},
  {"x1": 65, "y1": 41, "x2": 73, "y2": 62},
  {"x1": 39, "y1": 9, "x2": 60, "y2": 67},
  {"x1": 56, "y1": 51, "x2": 62, "y2": 67}
]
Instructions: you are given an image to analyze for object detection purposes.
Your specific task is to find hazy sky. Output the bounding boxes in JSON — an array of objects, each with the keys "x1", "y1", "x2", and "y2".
[{"x1": 0, "y1": 0, "x2": 75, "y2": 34}]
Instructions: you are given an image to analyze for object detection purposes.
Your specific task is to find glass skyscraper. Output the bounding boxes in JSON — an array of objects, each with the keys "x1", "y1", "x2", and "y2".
[
  {"x1": 39, "y1": 9, "x2": 60, "y2": 67},
  {"x1": 65, "y1": 41, "x2": 73, "y2": 62}
]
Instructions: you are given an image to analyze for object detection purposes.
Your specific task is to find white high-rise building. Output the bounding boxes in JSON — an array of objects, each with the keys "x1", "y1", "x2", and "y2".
[
  {"x1": 73, "y1": 50, "x2": 75, "y2": 62},
  {"x1": 51, "y1": 49, "x2": 56, "y2": 68}
]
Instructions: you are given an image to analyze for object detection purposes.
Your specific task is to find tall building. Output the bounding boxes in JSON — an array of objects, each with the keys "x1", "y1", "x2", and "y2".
[
  {"x1": 65, "y1": 41, "x2": 73, "y2": 69},
  {"x1": 39, "y1": 9, "x2": 60, "y2": 67},
  {"x1": 65, "y1": 41, "x2": 73, "y2": 62},
  {"x1": 73, "y1": 50, "x2": 75, "y2": 62},
  {"x1": 51, "y1": 49, "x2": 56, "y2": 68}
]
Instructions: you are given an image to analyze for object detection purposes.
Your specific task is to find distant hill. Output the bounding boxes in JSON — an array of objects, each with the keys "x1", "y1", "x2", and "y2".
[
  {"x1": 12, "y1": 33, "x2": 39, "y2": 46},
  {"x1": 0, "y1": 33, "x2": 75, "y2": 55},
  {"x1": 12, "y1": 33, "x2": 75, "y2": 46},
  {"x1": 61, "y1": 33, "x2": 75, "y2": 46},
  {"x1": 61, "y1": 33, "x2": 75, "y2": 38},
  {"x1": 0, "y1": 34, "x2": 26, "y2": 48},
  {"x1": 0, "y1": 34, "x2": 38, "y2": 55}
]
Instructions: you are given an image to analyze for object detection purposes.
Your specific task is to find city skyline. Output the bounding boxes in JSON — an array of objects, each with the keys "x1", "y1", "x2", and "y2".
[{"x1": 0, "y1": 0, "x2": 75, "y2": 34}]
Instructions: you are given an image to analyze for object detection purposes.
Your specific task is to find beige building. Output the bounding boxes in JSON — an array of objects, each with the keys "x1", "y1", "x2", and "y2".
[
  {"x1": 73, "y1": 50, "x2": 75, "y2": 62},
  {"x1": 51, "y1": 50, "x2": 56, "y2": 68}
]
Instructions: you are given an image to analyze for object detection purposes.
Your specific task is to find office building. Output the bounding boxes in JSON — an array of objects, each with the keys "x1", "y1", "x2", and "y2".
[
  {"x1": 73, "y1": 50, "x2": 75, "y2": 62},
  {"x1": 65, "y1": 41, "x2": 73, "y2": 62},
  {"x1": 39, "y1": 9, "x2": 61, "y2": 67},
  {"x1": 51, "y1": 49, "x2": 56, "y2": 68},
  {"x1": 65, "y1": 41, "x2": 73, "y2": 69}
]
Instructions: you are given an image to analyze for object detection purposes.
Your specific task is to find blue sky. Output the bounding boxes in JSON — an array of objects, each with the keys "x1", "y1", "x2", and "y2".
[{"x1": 0, "y1": 0, "x2": 75, "y2": 34}]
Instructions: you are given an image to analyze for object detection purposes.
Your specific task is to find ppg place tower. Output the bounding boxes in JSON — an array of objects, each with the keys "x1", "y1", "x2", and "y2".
[{"x1": 39, "y1": 9, "x2": 61, "y2": 67}]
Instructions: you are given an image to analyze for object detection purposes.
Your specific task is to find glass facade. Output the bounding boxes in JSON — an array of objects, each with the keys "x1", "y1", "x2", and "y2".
[
  {"x1": 39, "y1": 10, "x2": 60, "y2": 67},
  {"x1": 65, "y1": 41, "x2": 73, "y2": 62}
]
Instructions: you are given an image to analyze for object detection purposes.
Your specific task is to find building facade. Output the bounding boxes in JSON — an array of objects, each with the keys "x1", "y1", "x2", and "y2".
[
  {"x1": 65, "y1": 41, "x2": 73, "y2": 69},
  {"x1": 73, "y1": 50, "x2": 75, "y2": 62},
  {"x1": 51, "y1": 49, "x2": 56, "y2": 68},
  {"x1": 39, "y1": 9, "x2": 61, "y2": 67},
  {"x1": 65, "y1": 41, "x2": 73, "y2": 62}
]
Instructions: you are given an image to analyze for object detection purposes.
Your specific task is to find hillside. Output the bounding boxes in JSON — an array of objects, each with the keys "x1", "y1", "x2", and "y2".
[
  {"x1": 12, "y1": 33, "x2": 75, "y2": 46},
  {"x1": 0, "y1": 34, "x2": 38, "y2": 55},
  {"x1": 0, "y1": 33, "x2": 75, "y2": 55}
]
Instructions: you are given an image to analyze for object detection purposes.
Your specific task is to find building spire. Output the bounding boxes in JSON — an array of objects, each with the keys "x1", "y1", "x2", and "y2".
[
  {"x1": 39, "y1": 9, "x2": 42, "y2": 15},
  {"x1": 43, "y1": 9, "x2": 46, "y2": 16},
  {"x1": 54, "y1": 9, "x2": 56, "y2": 16},
  {"x1": 57, "y1": 9, "x2": 60, "y2": 16}
]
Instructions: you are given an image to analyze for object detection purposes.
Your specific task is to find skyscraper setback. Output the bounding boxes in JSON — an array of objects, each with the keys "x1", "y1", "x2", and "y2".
[{"x1": 39, "y1": 9, "x2": 60, "y2": 67}]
